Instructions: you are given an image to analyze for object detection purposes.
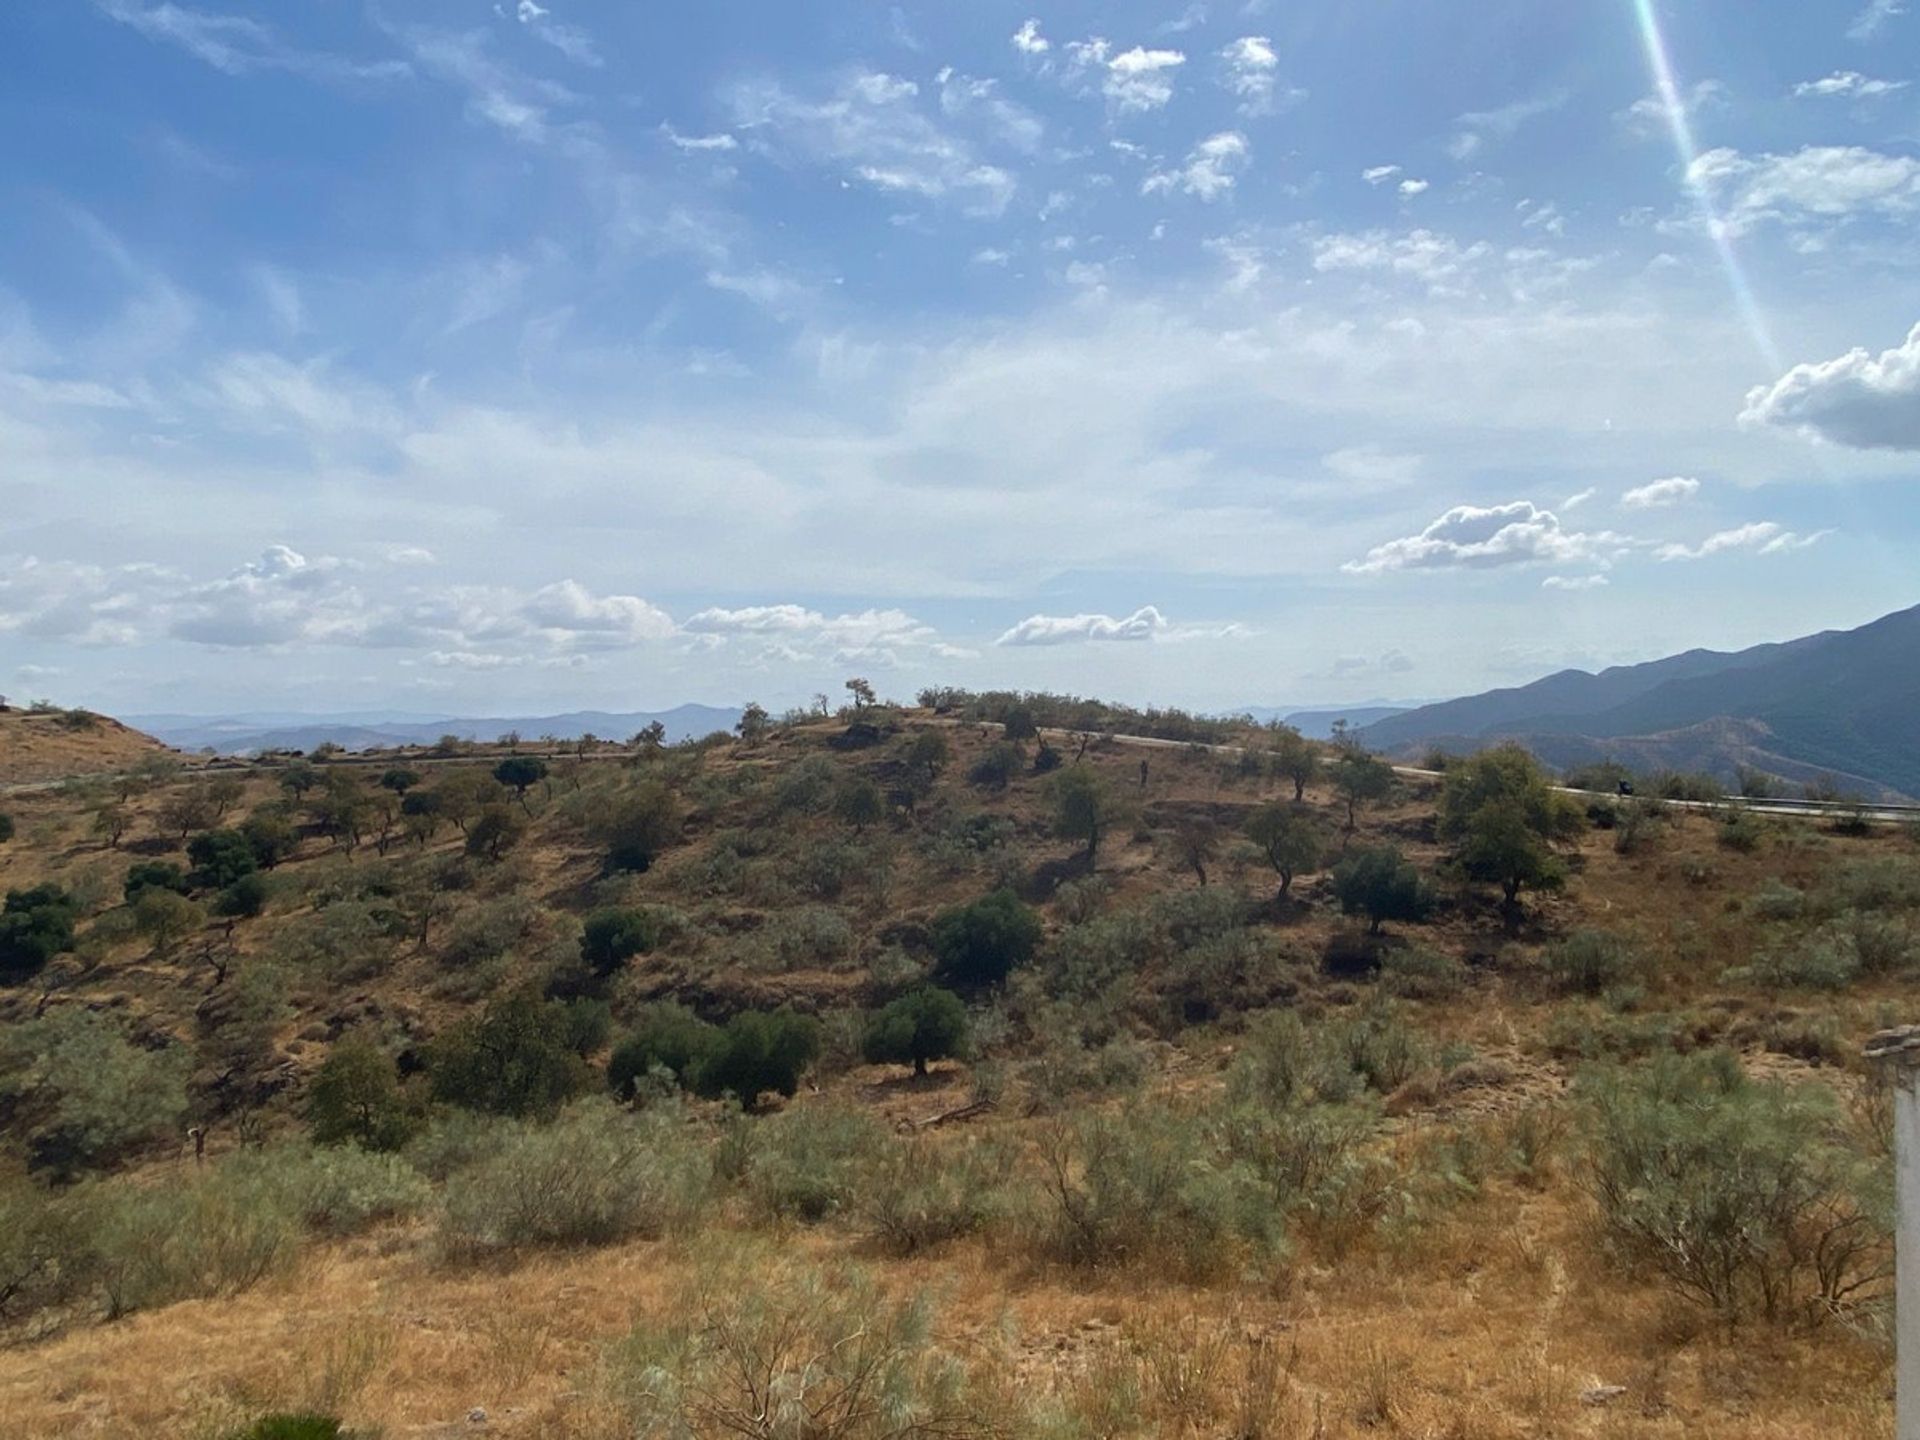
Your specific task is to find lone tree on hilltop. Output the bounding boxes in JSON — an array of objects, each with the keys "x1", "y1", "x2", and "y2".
[
  {"x1": 845, "y1": 677, "x2": 877, "y2": 711},
  {"x1": 736, "y1": 703, "x2": 771, "y2": 746}
]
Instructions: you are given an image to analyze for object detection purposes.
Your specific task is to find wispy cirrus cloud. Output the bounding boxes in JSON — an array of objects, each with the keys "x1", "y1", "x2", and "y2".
[{"x1": 97, "y1": 1, "x2": 410, "y2": 82}]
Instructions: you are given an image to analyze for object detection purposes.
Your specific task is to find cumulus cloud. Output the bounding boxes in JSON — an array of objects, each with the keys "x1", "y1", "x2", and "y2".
[
  {"x1": 1621, "y1": 476, "x2": 1700, "y2": 508},
  {"x1": 1361, "y1": 165, "x2": 1401, "y2": 186},
  {"x1": 995, "y1": 606, "x2": 1169, "y2": 646},
  {"x1": 661, "y1": 124, "x2": 738, "y2": 152},
  {"x1": 1655, "y1": 523, "x2": 1831, "y2": 561},
  {"x1": 1343, "y1": 501, "x2": 1619, "y2": 574},
  {"x1": 1688, "y1": 145, "x2": 1920, "y2": 236},
  {"x1": 1011, "y1": 18, "x2": 1049, "y2": 55},
  {"x1": 1142, "y1": 132, "x2": 1250, "y2": 201},
  {"x1": 1104, "y1": 46, "x2": 1185, "y2": 112},
  {"x1": 1542, "y1": 574, "x2": 1610, "y2": 591},
  {"x1": 728, "y1": 71, "x2": 1016, "y2": 216},
  {"x1": 1399, "y1": 178, "x2": 1429, "y2": 197},
  {"x1": 1793, "y1": 70, "x2": 1907, "y2": 99},
  {"x1": 683, "y1": 604, "x2": 936, "y2": 661},
  {"x1": 1220, "y1": 36, "x2": 1297, "y2": 114},
  {"x1": 520, "y1": 580, "x2": 675, "y2": 646},
  {"x1": 1740, "y1": 322, "x2": 1920, "y2": 449}
]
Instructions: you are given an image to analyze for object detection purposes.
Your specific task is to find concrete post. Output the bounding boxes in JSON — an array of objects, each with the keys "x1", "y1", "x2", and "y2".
[{"x1": 1867, "y1": 1026, "x2": 1920, "y2": 1440}]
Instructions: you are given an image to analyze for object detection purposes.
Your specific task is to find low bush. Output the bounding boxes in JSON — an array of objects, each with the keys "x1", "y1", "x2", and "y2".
[
  {"x1": 608, "y1": 1003, "x2": 719, "y2": 1099},
  {"x1": 1542, "y1": 929, "x2": 1641, "y2": 996},
  {"x1": 738, "y1": 1102, "x2": 891, "y2": 1225},
  {"x1": 858, "y1": 1137, "x2": 1006, "y2": 1255},
  {"x1": 221, "y1": 1143, "x2": 431, "y2": 1237},
  {"x1": 690, "y1": 1008, "x2": 821, "y2": 1106},
  {"x1": 1724, "y1": 935, "x2": 1861, "y2": 992},
  {"x1": 428, "y1": 991, "x2": 595, "y2": 1118},
  {"x1": 307, "y1": 1037, "x2": 417, "y2": 1152},
  {"x1": 0, "y1": 1172, "x2": 90, "y2": 1330},
  {"x1": 931, "y1": 890, "x2": 1042, "y2": 990},
  {"x1": 88, "y1": 1167, "x2": 302, "y2": 1318},
  {"x1": 438, "y1": 1100, "x2": 709, "y2": 1258},
  {"x1": 1578, "y1": 1051, "x2": 1888, "y2": 1325},
  {"x1": 224, "y1": 1416, "x2": 344, "y2": 1440},
  {"x1": 1030, "y1": 1103, "x2": 1277, "y2": 1282}
]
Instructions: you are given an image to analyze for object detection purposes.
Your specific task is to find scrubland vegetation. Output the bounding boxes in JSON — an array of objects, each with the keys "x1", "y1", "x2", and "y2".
[{"x1": 0, "y1": 693, "x2": 1909, "y2": 1436}]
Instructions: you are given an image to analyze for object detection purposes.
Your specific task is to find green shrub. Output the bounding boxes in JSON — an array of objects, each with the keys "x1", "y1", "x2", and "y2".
[
  {"x1": 862, "y1": 988, "x2": 970, "y2": 1076},
  {"x1": 587, "y1": 781, "x2": 684, "y2": 873},
  {"x1": 1724, "y1": 935, "x2": 1861, "y2": 991},
  {"x1": 604, "y1": 1256, "x2": 977, "y2": 1440},
  {"x1": 88, "y1": 1166, "x2": 301, "y2": 1317},
  {"x1": 857, "y1": 1138, "x2": 1006, "y2": 1255},
  {"x1": 608, "y1": 1003, "x2": 720, "y2": 1099},
  {"x1": 0, "y1": 884, "x2": 79, "y2": 982},
  {"x1": 739, "y1": 1102, "x2": 890, "y2": 1224},
  {"x1": 307, "y1": 1038, "x2": 417, "y2": 1151},
  {"x1": 0, "y1": 1172, "x2": 91, "y2": 1329},
  {"x1": 186, "y1": 828, "x2": 259, "y2": 890},
  {"x1": 1330, "y1": 848, "x2": 1431, "y2": 935},
  {"x1": 1751, "y1": 881, "x2": 1807, "y2": 921},
  {"x1": 1717, "y1": 809, "x2": 1765, "y2": 853},
  {"x1": 1030, "y1": 1103, "x2": 1277, "y2": 1282},
  {"x1": 580, "y1": 906, "x2": 662, "y2": 975},
  {"x1": 1578, "y1": 1052, "x2": 1888, "y2": 1325},
  {"x1": 428, "y1": 991, "x2": 594, "y2": 1117},
  {"x1": 1377, "y1": 944, "x2": 1466, "y2": 1000},
  {"x1": 123, "y1": 861, "x2": 187, "y2": 904},
  {"x1": 690, "y1": 1009, "x2": 822, "y2": 1106},
  {"x1": 931, "y1": 889, "x2": 1042, "y2": 990},
  {"x1": 216, "y1": 871, "x2": 272, "y2": 919},
  {"x1": 222, "y1": 1142, "x2": 431, "y2": 1236},
  {"x1": 0, "y1": 1008, "x2": 190, "y2": 1175},
  {"x1": 1542, "y1": 929, "x2": 1641, "y2": 996},
  {"x1": 438, "y1": 1101, "x2": 710, "y2": 1258},
  {"x1": 967, "y1": 742, "x2": 1023, "y2": 791}
]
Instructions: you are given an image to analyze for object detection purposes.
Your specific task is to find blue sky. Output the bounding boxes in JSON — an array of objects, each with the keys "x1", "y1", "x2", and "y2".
[{"x1": 3, "y1": 1, "x2": 1919, "y2": 717}]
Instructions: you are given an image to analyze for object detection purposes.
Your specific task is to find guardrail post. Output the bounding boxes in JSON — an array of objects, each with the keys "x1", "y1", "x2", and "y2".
[{"x1": 1869, "y1": 1026, "x2": 1920, "y2": 1440}]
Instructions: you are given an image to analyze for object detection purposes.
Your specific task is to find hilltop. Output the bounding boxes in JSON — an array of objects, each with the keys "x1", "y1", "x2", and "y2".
[
  {"x1": 0, "y1": 694, "x2": 1907, "y2": 1438},
  {"x1": 0, "y1": 707, "x2": 179, "y2": 788}
]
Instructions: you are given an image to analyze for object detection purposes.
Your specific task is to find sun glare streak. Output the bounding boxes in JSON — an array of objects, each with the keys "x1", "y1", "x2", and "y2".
[{"x1": 1630, "y1": 0, "x2": 1782, "y2": 371}]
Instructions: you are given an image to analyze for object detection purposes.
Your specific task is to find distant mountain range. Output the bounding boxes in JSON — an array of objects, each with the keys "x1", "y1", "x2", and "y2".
[
  {"x1": 130, "y1": 705, "x2": 744, "y2": 756},
  {"x1": 1238, "y1": 703, "x2": 1419, "y2": 739},
  {"x1": 1355, "y1": 603, "x2": 1920, "y2": 801}
]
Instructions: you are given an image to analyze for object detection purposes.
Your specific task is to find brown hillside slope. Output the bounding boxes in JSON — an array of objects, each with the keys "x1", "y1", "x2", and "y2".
[
  {"x1": 0, "y1": 711, "x2": 1905, "y2": 1437},
  {"x1": 0, "y1": 708, "x2": 178, "y2": 786}
]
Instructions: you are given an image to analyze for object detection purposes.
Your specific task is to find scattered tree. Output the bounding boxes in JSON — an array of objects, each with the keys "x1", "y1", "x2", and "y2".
[
  {"x1": 1437, "y1": 744, "x2": 1583, "y2": 918},
  {"x1": 834, "y1": 776, "x2": 885, "y2": 832},
  {"x1": 278, "y1": 760, "x2": 320, "y2": 799},
  {"x1": 580, "y1": 907, "x2": 662, "y2": 976},
  {"x1": 428, "y1": 990, "x2": 593, "y2": 1118},
  {"x1": 1331, "y1": 846, "x2": 1431, "y2": 935},
  {"x1": 1245, "y1": 803, "x2": 1326, "y2": 900},
  {"x1": 1049, "y1": 765, "x2": 1124, "y2": 870},
  {"x1": 466, "y1": 804, "x2": 527, "y2": 862},
  {"x1": 0, "y1": 886, "x2": 78, "y2": 984},
  {"x1": 123, "y1": 860, "x2": 187, "y2": 904},
  {"x1": 1268, "y1": 726, "x2": 1321, "y2": 802},
  {"x1": 307, "y1": 1037, "x2": 415, "y2": 1151},
  {"x1": 845, "y1": 677, "x2": 877, "y2": 711},
  {"x1": 1002, "y1": 705, "x2": 1039, "y2": 742},
  {"x1": 1330, "y1": 750, "x2": 1396, "y2": 832},
  {"x1": 736, "y1": 703, "x2": 772, "y2": 746},
  {"x1": 862, "y1": 987, "x2": 969, "y2": 1076},
  {"x1": 132, "y1": 887, "x2": 205, "y2": 957},
  {"x1": 185, "y1": 829, "x2": 258, "y2": 891},
  {"x1": 690, "y1": 1008, "x2": 821, "y2": 1106},
  {"x1": 608, "y1": 1003, "x2": 718, "y2": 1099},
  {"x1": 906, "y1": 729, "x2": 951, "y2": 781},
  {"x1": 931, "y1": 890, "x2": 1042, "y2": 989},
  {"x1": 91, "y1": 804, "x2": 131, "y2": 849},
  {"x1": 240, "y1": 806, "x2": 298, "y2": 869},
  {"x1": 589, "y1": 781, "x2": 684, "y2": 873},
  {"x1": 378, "y1": 767, "x2": 421, "y2": 794},
  {"x1": 493, "y1": 756, "x2": 549, "y2": 811},
  {"x1": 1170, "y1": 816, "x2": 1219, "y2": 887},
  {"x1": 968, "y1": 742, "x2": 1023, "y2": 791}
]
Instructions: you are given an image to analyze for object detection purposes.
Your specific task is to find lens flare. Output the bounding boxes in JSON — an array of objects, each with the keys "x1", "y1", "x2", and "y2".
[{"x1": 1630, "y1": 0, "x2": 1781, "y2": 370}]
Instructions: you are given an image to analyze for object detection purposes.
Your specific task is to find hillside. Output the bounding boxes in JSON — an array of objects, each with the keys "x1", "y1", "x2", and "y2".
[
  {"x1": 0, "y1": 708, "x2": 179, "y2": 787},
  {"x1": 1359, "y1": 603, "x2": 1920, "y2": 799},
  {"x1": 0, "y1": 700, "x2": 1906, "y2": 1437}
]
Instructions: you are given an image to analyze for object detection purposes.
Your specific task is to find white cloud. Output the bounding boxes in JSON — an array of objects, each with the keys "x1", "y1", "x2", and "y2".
[
  {"x1": 1104, "y1": 46, "x2": 1185, "y2": 112},
  {"x1": 1323, "y1": 446, "x2": 1422, "y2": 487},
  {"x1": 97, "y1": 1, "x2": 410, "y2": 83},
  {"x1": 1793, "y1": 70, "x2": 1908, "y2": 99},
  {"x1": 1562, "y1": 487, "x2": 1597, "y2": 510},
  {"x1": 1310, "y1": 228, "x2": 1491, "y2": 291},
  {"x1": 937, "y1": 72, "x2": 1045, "y2": 152},
  {"x1": 1848, "y1": 0, "x2": 1906, "y2": 40},
  {"x1": 1542, "y1": 573, "x2": 1609, "y2": 591},
  {"x1": 684, "y1": 604, "x2": 936, "y2": 660},
  {"x1": 1011, "y1": 19, "x2": 1050, "y2": 55},
  {"x1": 1399, "y1": 179, "x2": 1429, "y2": 197},
  {"x1": 996, "y1": 606, "x2": 1169, "y2": 646},
  {"x1": 520, "y1": 580, "x2": 675, "y2": 646},
  {"x1": 1362, "y1": 165, "x2": 1401, "y2": 186},
  {"x1": 1688, "y1": 145, "x2": 1920, "y2": 237},
  {"x1": 728, "y1": 71, "x2": 1016, "y2": 216},
  {"x1": 1621, "y1": 476, "x2": 1700, "y2": 508},
  {"x1": 1655, "y1": 523, "x2": 1831, "y2": 561},
  {"x1": 1143, "y1": 131, "x2": 1250, "y2": 201},
  {"x1": 1740, "y1": 322, "x2": 1920, "y2": 450},
  {"x1": 1617, "y1": 80, "x2": 1727, "y2": 139},
  {"x1": 513, "y1": 0, "x2": 599, "y2": 66},
  {"x1": 1220, "y1": 36, "x2": 1297, "y2": 115},
  {"x1": 662, "y1": 124, "x2": 738, "y2": 152},
  {"x1": 1447, "y1": 89, "x2": 1569, "y2": 161},
  {"x1": 1343, "y1": 501, "x2": 1620, "y2": 574}
]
